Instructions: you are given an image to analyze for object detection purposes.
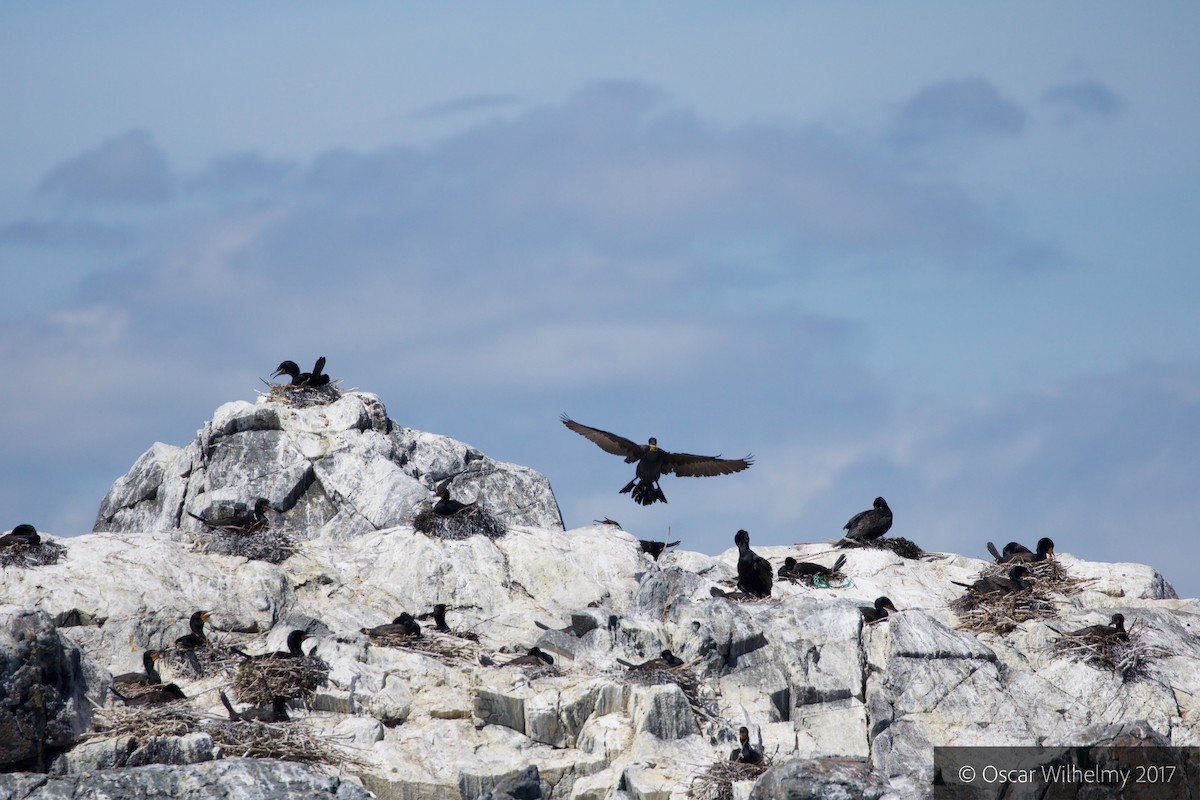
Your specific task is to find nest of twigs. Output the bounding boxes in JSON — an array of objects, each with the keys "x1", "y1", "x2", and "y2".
[
  {"x1": 995, "y1": 558, "x2": 1086, "y2": 596},
  {"x1": 163, "y1": 642, "x2": 248, "y2": 679},
  {"x1": 233, "y1": 655, "x2": 329, "y2": 707},
  {"x1": 86, "y1": 705, "x2": 363, "y2": 769},
  {"x1": 952, "y1": 585, "x2": 1059, "y2": 635},
  {"x1": 839, "y1": 536, "x2": 923, "y2": 560},
  {"x1": 365, "y1": 632, "x2": 479, "y2": 665},
  {"x1": 265, "y1": 382, "x2": 342, "y2": 408},
  {"x1": 623, "y1": 665, "x2": 720, "y2": 725},
  {"x1": 195, "y1": 529, "x2": 299, "y2": 564},
  {"x1": 413, "y1": 507, "x2": 506, "y2": 540},
  {"x1": 1052, "y1": 624, "x2": 1168, "y2": 683},
  {"x1": 688, "y1": 758, "x2": 770, "y2": 800},
  {"x1": 0, "y1": 540, "x2": 68, "y2": 568}
]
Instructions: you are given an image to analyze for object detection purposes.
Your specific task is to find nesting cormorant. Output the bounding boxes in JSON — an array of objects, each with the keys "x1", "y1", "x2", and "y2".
[
  {"x1": 954, "y1": 565, "x2": 1033, "y2": 596},
  {"x1": 432, "y1": 487, "x2": 474, "y2": 516},
  {"x1": 860, "y1": 596, "x2": 898, "y2": 623},
  {"x1": 362, "y1": 613, "x2": 422, "y2": 639},
  {"x1": 175, "y1": 611, "x2": 210, "y2": 649},
  {"x1": 618, "y1": 649, "x2": 685, "y2": 671},
  {"x1": 595, "y1": 517, "x2": 622, "y2": 527},
  {"x1": 480, "y1": 647, "x2": 555, "y2": 668},
  {"x1": 112, "y1": 651, "x2": 162, "y2": 688},
  {"x1": 987, "y1": 537, "x2": 1055, "y2": 564},
  {"x1": 1058, "y1": 613, "x2": 1129, "y2": 642},
  {"x1": 843, "y1": 497, "x2": 893, "y2": 541},
  {"x1": 734, "y1": 529, "x2": 772, "y2": 598},
  {"x1": 729, "y1": 726, "x2": 764, "y2": 765},
  {"x1": 111, "y1": 682, "x2": 186, "y2": 706},
  {"x1": 220, "y1": 691, "x2": 290, "y2": 723},
  {"x1": 188, "y1": 499, "x2": 271, "y2": 534},
  {"x1": 0, "y1": 524, "x2": 40, "y2": 547},
  {"x1": 247, "y1": 629, "x2": 311, "y2": 660},
  {"x1": 639, "y1": 539, "x2": 681, "y2": 561},
  {"x1": 272, "y1": 357, "x2": 328, "y2": 387},
  {"x1": 417, "y1": 604, "x2": 452, "y2": 633},
  {"x1": 778, "y1": 554, "x2": 847, "y2": 581},
  {"x1": 560, "y1": 415, "x2": 753, "y2": 506}
]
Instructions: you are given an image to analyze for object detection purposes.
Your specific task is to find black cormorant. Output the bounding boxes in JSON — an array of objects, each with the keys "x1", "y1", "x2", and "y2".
[
  {"x1": 480, "y1": 647, "x2": 555, "y2": 667},
  {"x1": 0, "y1": 524, "x2": 40, "y2": 547},
  {"x1": 174, "y1": 611, "x2": 210, "y2": 649},
  {"x1": 362, "y1": 613, "x2": 422, "y2": 639},
  {"x1": 1058, "y1": 613, "x2": 1129, "y2": 642},
  {"x1": 247, "y1": 629, "x2": 311, "y2": 660},
  {"x1": 639, "y1": 539, "x2": 681, "y2": 561},
  {"x1": 272, "y1": 357, "x2": 328, "y2": 387},
  {"x1": 860, "y1": 596, "x2": 898, "y2": 623},
  {"x1": 954, "y1": 565, "x2": 1033, "y2": 596},
  {"x1": 843, "y1": 497, "x2": 893, "y2": 541},
  {"x1": 432, "y1": 487, "x2": 474, "y2": 516},
  {"x1": 729, "y1": 726, "x2": 764, "y2": 765},
  {"x1": 779, "y1": 554, "x2": 847, "y2": 581},
  {"x1": 188, "y1": 499, "x2": 271, "y2": 534},
  {"x1": 561, "y1": 415, "x2": 752, "y2": 505},
  {"x1": 220, "y1": 691, "x2": 290, "y2": 723},
  {"x1": 112, "y1": 651, "x2": 162, "y2": 689},
  {"x1": 111, "y1": 682, "x2": 186, "y2": 706},
  {"x1": 734, "y1": 529, "x2": 772, "y2": 598},
  {"x1": 618, "y1": 649, "x2": 685, "y2": 670},
  {"x1": 987, "y1": 537, "x2": 1054, "y2": 564},
  {"x1": 417, "y1": 604, "x2": 452, "y2": 633}
]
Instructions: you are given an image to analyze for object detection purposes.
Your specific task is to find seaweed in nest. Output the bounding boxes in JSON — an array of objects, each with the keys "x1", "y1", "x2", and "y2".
[
  {"x1": 233, "y1": 655, "x2": 329, "y2": 707},
  {"x1": 163, "y1": 641, "x2": 248, "y2": 679},
  {"x1": 1051, "y1": 623, "x2": 1169, "y2": 683},
  {"x1": 623, "y1": 664, "x2": 720, "y2": 725},
  {"x1": 838, "y1": 536, "x2": 924, "y2": 560},
  {"x1": 0, "y1": 540, "x2": 68, "y2": 569},
  {"x1": 412, "y1": 506, "x2": 506, "y2": 540},
  {"x1": 365, "y1": 631, "x2": 479, "y2": 666},
  {"x1": 688, "y1": 757, "x2": 771, "y2": 800},
  {"x1": 264, "y1": 382, "x2": 343, "y2": 408},
  {"x1": 196, "y1": 529, "x2": 300, "y2": 564},
  {"x1": 952, "y1": 585, "x2": 1059, "y2": 636}
]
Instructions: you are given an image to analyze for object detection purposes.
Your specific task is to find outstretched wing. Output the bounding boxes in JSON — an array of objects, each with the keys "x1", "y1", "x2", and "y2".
[
  {"x1": 560, "y1": 415, "x2": 643, "y2": 460},
  {"x1": 663, "y1": 452, "x2": 754, "y2": 477}
]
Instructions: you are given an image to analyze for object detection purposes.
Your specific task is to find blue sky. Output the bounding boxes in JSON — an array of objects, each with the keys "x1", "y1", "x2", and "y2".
[{"x1": 3, "y1": 4, "x2": 1198, "y2": 596}]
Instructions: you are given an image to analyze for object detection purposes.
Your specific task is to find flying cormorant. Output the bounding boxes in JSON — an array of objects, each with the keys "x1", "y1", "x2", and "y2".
[
  {"x1": 111, "y1": 682, "x2": 187, "y2": 706},
  {"x1": 617, "y1": 649, "x2": 685, "y2": 671},
  {"x1": 188, "y1": 499, "x2": 271, "y2": 534},
  {"x1": 954, "y1": 565, "x2": 1033, "y2": 596},
  {"x1": 112, "y1": 651, "x2": 162, "y2": 688},
  {"x1": 432, "y1": 487, "x2": 474, "y2": 516},
  {"x1": 729, "y1": 726, "x2": 764, "y2": 765},
  {"x1": 174, "y1": 611, "x2": 210, "y2": 649},
  {"x1": 0, "y1": 524, "x2": 40, "y2": 547},
  {"x1": 860, "y1": 596, "x2": 898, "y2": 623},
  {"x1": 220, "y1": 691, "x2": 290, "y2": 723},
  {"x1": 734, "y1": 529, "x2": 773, "y2": 598},
  {"x1": 560, "y1": 415, "x2": 753, "y2": 505},
  {"x1": 362, "y1": 613, "x2": 422, "y2": 639},
  {"x1": 843, "y1": 497, "x2": 893, "y2": 541},
  {"x1": 778, "y1": 554, "x2": 847, "y2": 581},
  {"x1": 987, "y1": 537, "x2": 1055, "y2": 564}
]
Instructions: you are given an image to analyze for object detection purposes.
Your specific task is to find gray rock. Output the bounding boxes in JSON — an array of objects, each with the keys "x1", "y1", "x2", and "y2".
[
  {"x1": 0, "y1": 758, "x2": 371, "y2": 799},
  {"x1": 51, "y1": 733, "x2": 217, "y2": 773},
  {"x1": 750, "y1": 757, "x2": 887, "y2": 800},
  {"x1": 470, "y1": 764, "x2": 550, "y2": 799},
  {"x1": 0, "y1": 607, "x2": 93, "y2": 772}
]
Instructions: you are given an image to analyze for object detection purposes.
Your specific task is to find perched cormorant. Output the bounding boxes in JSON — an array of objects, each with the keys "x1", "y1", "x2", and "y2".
[
  {"x1": 843, "y1": 497, "x2": 893, "y2": 541},
  {"x1": 480, "y1": 647, "x2": 555, "y2": 668},
  {"x1": 954, "y1": 565, "x2": 1033, "y2": 596},
  {"x1": 111, "y1": 682, "x2": 187, "y2": 706},
  {"x1": 987, "y1": 538, "x2": 1055, "y2": 564},
  {"x1": 112, "y1": 651, "x2": 162, "y2": 688},
  {"x1": 432, "y1": 487, "x2": 474, "y2": 516},
  {"x1": 618, "y1": 649, "x2": 685, "y2": 671},
  {"x1": 778, "y1": 554, "x2": 847, "y2": 581},
  {"x1": 561, "y1": 415, "x2": 753, "y2": 505},
  {"x1": 220, "y1": 691, "x2": 290, "y2": 723},
  {"x1": 860, "y1": 596, "x2": 898, "y2": 623},
  {"x1": 729, "y1": 726, "x2": 764, "y2": 765},
  {"x1": 0, "y1": 524, "x2": 40, "y2": 547},
  {"x1": 362, "y1": 613, "x2": 422, "y2": 639},
  {"x1": 272, "y1": 357, "x2": 328, "y2": 387},
  {"x1": 734, "y1": 529, "x2": 773, "y2": 598},
  {"x1": 639, "y1": 539, "x2": 681, "y2": 561},
  {"x1": 174, "y1": 611, "x2": 210, "y2": 649},
  {"x1": 417, "y1": 604, "x2": 452, "y2": 633},
  {"x1": 188, "y1": 499, "x2": 271, "y2": 534},
  {"x1": 1057, "y1": 613, "x2": 1129, "y2": 643},
  {"x1": 247, "y1": 629, "x2": 311, "y2": 660}
]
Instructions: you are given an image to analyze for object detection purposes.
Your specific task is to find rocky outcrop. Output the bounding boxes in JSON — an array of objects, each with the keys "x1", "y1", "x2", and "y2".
[
  {"x1": 93, "y1": 391, "x2": 563, "y2": 538},
  {"x1": 3, "y1": 393, "x2": 1197, "y2": 798}
]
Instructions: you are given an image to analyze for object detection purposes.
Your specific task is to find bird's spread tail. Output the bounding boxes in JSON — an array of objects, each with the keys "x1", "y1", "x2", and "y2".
[{"x1": 630, "y1": 481, "x2": 667, "y2": 505}]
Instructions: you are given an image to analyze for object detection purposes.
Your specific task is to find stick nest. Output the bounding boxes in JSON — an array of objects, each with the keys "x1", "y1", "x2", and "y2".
[
  {"x1": 623, "y1": 665, "x2": 720, "y2": 725},
  {"x1": 0, "y1": 540, "x2": 68, "y2": 568},
  {"x1": 413, "y1": 507, "x2": 506, "y2": 540},
  {"x1": 688, "y1": 757, "x2": 770, "y2": 800},
  {"x1": 952, "y1": 586, "x2": 1059, "y2": 635},
  {"x1": 195, "y1": 529, "x2": 300, "y2": 564},
  {"x1": 264, "y1": 382, "x2": 343, "y2": 408},
  {"x1": 86, "y1": 705, "x2": 363, "y2": 769},
  {"x1": 839, "y1": 536, "x2": 924, "y2": 560},
  {"x1": 163, "y1": 641, "x2": 248, "y2": 679},
  {"x1": 233, "y1": 655, "x2": 330, "y2": 706},
  {"x1": 365, "y1": 632, "x2": 479, "y2": 665},
  {"x1": 1052, "y1": 624, "x2": 1169, "y2": 683}
]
